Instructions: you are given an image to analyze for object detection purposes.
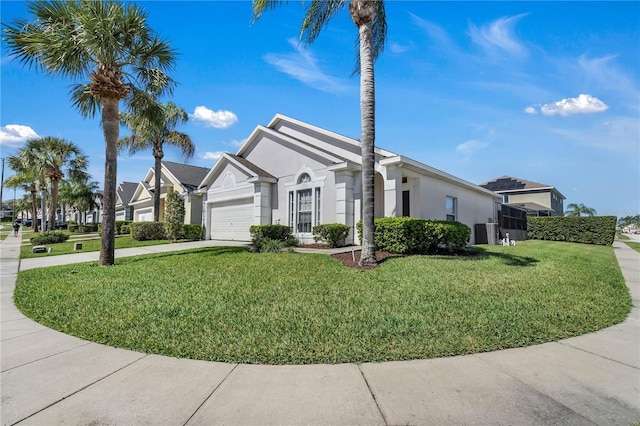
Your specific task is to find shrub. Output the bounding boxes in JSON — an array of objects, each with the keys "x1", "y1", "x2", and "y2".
[
  {"x1": 313, "y1": 223, "x2": 350, "y2": 247},
  {"x1": 165, "y1": 191, "x2": 185, "y2": 242},
  {"x1": 357, "y1": 217, "x2": 471, "y2": 254},
  {"x1": 1, "y1": 216, "x2": 13, "y2": 223},
  {"x1": 68, "y1": 224, "x2": 79, "y2": 233},
  {"x1": 250, "y1": 224, "x2": 297, "y2": 252},
  {"x1": 115, "y1": 220, "x2": 132, "y2": 235},
  {"x1": 130, "y1": 222, "x2": 166, "y2": 241},
  {"x1": 183, "y1": 224, "x2": 203, "y2": 241},
  {"x1": 528, "y1": 216, "x2": 616, "y2": 245},
  {"x1": 30, "y1": 231, "x2": 69, "y2": 245}
]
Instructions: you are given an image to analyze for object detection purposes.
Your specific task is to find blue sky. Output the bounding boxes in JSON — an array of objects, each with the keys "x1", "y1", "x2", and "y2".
[{"x1": 1, "y1": 1, "x2": 638, "y2": 217}]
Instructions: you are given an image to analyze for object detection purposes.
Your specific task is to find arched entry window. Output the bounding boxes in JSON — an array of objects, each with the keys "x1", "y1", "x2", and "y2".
[{"x1": 288, "y1": 171, "x2": 323, "y2": 233}]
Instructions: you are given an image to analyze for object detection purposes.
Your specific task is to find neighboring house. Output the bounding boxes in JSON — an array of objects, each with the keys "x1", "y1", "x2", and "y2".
[
  {"x1": 130, "y1": 161, "x2": 209, "y2": 224},
  {"x1": 480, "y1": 176, "x2": 565, "y2": 217},
  {"x1": 115, "y1": 181, "x2": 137, "y2": 221},
  {"x1": 199, "y1": 114, "x2": 501, "y2": 244}
]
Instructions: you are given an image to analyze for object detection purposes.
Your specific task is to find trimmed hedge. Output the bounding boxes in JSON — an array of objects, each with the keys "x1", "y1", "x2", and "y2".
[
  {"x1": 528, "y1": 216, "x2": 616, "y2": 245},
  {"x1": 30, "y1": 231, "x2": 69, "y2": 245},
  {"x1": 357, "y1": 217, "x2": 471, "y2": 254},
  {"x1": 69, "y1": 223, "x2": 99, "y2": 233},
  {"x1": 250, "y1": 224, "x2": 297, "y2": 252},
  {"x1": 183, "y1": 224, "x2": 203, "y2": 241},
  {"x1": 313, "y1": 223, "x2": 350, "y2": 247},
  {"x1": 116, "y1": 220, "x2": 132, "y2": 235},
  {"x1": 130, "y1": 222, "x2": 167, "y2": 241}
]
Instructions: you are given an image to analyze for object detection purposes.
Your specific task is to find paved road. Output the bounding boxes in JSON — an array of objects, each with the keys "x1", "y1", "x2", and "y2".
[{"x1": 1, "y1": 233, "x2": 639, "y2": 425}]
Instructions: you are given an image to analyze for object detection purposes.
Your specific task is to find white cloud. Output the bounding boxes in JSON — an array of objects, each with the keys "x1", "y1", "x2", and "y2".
[
  {"x1": 388, "y1": 41, "x2": 411, "y2": 54},
  {"x1": 550, "y1": 116, "x2": 639, "y2": 152},
  {"x1": 191, "y1": 106, "x2": 238, "y2": 129},
  {"x1": 202, "y1": 151, "x2": 224, "y2": 161},
  {"x1": 229, "y1": 138, "x2": 246, "y2": 148},
  {"x1": 540, "y1": 94, "x2": 608, "y2": 117},
  {"x1": 468, "y1": 14, "x2": 529, "y2": 58},
  {"x1": 456, "y1": 139, "x2": 489, "y2": 160},
  {"x1": 0, "y1": 124, "x2": 39, "y2": 147},
  {"x1": 264, "y1": 38, "x2": 349, "y2": 94},
  {"x1": 525, "y1": 106, "x2": 538, "y2": 115}
]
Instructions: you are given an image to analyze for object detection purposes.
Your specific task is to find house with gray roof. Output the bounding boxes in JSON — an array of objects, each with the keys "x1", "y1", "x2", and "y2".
[
  {"x1": 129, "y1": 161, "x2": 209, "y2": 224},
  {"x1": 199, "y1": 114, "x2": 501, "y2": 244},
  {"x1": 480, "y1": 176, "x2": 565, "y2": 216},
  {"x1": 115, "y1": 182, "x2": 138, "y2": 221}
]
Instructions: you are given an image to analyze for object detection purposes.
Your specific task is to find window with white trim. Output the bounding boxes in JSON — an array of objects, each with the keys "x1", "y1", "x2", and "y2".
[
  {"x1": 446, "y1": 196, "x2": 457, "y2": 222},
  {"x1": 288, "y1": 172, "x2": 322, "y2": 233}
]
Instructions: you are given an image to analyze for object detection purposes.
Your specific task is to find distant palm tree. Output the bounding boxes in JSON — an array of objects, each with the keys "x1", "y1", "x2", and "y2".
[
  {"x1": 67, "y1": 178, "x2": 101, "y2": 225},
  {"x1": 5, "y1": 1, "x2": 176, "y2": 265},
  {"x1": 565, "y1": 203, "x2": 597, "y2": 217},
  {"x1": 119, "y1": 101, "x2": 194, "y2": 222},
  {"x1": 4, "y1": 172, "x2": 40, "y2": 232},
  {"x1": 252, "y1": 0, "x2": 387, "y2": 266},
  {"x1": 18, "y1": 138, "x2": 88, "y2": 230}
]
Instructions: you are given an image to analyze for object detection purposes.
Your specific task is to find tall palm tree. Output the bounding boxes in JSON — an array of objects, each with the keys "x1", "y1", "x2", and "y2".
[
  {"x1": 252, "y1": 0, "x2": 387, "y2": 266},
  {"x1": 71, "y1": 179, "x2": 101, "y2": 225},
  {"x1": 119, "y1": 101, "x2": 194, "y2": 222},
  {"x1": 565, "y1": 203, "x2": 597, "y2": 217},
  {"x1": 4, "y1": 172, "x2": 40, "y2": 232},
  {"x1": 18, "y1": 137, "x2": 88, "y2": 230},
  {"x1": 4, "y1": 0, "x2": 176, "y2": 265}
]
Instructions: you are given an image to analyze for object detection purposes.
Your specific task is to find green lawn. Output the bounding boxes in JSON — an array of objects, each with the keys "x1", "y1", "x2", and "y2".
[
  {"x1": 625, "y1": 241, "x2": 640, "y2": 253},
  {"x1": 14, "y1": 240, "x2": 631, "y2": 365},
  {"x1": 20, "y1": 235, "x2": 172, "y2": 258}
]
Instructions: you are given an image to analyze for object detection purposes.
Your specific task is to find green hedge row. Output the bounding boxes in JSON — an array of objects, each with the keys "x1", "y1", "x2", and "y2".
[
  {"x1": 313, "y1": 223, "x2": 350, "y2": 248},
  {"x1": 129, "y1": 222, "x2": 167, "y2": 241},
  {"x1": 249, "y1": 224, "x2": 297, "y2": 252},
  {"x1": 357, "y1": 217, "x2": 471, "y2": 254},
  {"x1": 69, "y1": 223, "x2": 99, "y2": 233},
  {"x1": 182, "y1": 224, "x2": 203, "y2": 241},
  {"x1": 30, "y1": 231, "x2": 69, "y2": 245},
  {"x1": 527, "y1": 216, "x2": 616, "y2": 245}
]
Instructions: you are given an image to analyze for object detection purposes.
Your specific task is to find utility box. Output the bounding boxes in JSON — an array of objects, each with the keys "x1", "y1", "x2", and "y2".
[
  {"x1": 74, "y1": 242, "x2": 83, "y2": 250},
  {"x1": 475, "y1": 223, "x2": 499, "y2": 245},
  {"x1": 32, "y1": 245, "x2": 46, "y2": 254}
]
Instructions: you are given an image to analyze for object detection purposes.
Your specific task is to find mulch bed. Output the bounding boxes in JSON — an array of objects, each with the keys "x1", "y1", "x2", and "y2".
[
  {"x1": 330, "y1": 249, "x2": 398, "y2": 270},
  {"x1": 298, "y1": 244, "x2": 398, "y2": 270}
]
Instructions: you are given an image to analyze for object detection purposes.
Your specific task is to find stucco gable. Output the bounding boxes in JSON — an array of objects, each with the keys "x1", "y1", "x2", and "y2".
[
  {"x1": 130, "y1": 181, "x2": 153, "y2": 204},
  {"x1": 199, "y1": 153, "x2": 276, "y2": 190}
]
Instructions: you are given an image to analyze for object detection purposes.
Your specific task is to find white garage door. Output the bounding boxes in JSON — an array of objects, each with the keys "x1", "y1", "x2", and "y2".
[
  {"x1": 136, "y1": 208, "x2": 152, "y2": 222},
  {"x1": 210, "y1": 198, "x2": 253, "y2": 241}
]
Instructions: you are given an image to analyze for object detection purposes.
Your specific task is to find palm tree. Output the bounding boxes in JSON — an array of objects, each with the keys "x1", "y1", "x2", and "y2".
[
  {"x1": 252, "y1": 0, "x2": 387, "y2": 266},
  {"x1": 565, "y1": 203, "x2": 597, "y2": 217},
  {"x1": 119, "y1": 101, "x2": 194, "y2": 222},
  {"x1": 4, "y1": 172, "x2": 40, "y2": 232},
  {"x1": 4, "y1": 1, "x2": 176, "y2": 265},
  {"x1": 72, "y1": 179, "x2": 101, "y2": 225},
  {"x1": 18, "y1": 138, "x2": 88, "y2": 230}
]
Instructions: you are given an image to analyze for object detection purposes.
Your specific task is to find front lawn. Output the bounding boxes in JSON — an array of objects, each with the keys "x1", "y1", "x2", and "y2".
[
  {"x1": 14, "y1": 240, "x2": 631, "y2": 364},
  {"x1": 20, "y1": 235, "x2": 172, "y2": 258},
  {"x1": 625, "y1": 241, "x2": 640, "y2": 254}
]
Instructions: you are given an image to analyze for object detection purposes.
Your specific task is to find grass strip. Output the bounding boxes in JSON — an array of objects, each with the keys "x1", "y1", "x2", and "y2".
[
  {"x1": 14, "y1": 240, "x2": 631, "y2": 365},
  {"x1": 20, "y1": 235, "x2": 171, "y2": 258}
]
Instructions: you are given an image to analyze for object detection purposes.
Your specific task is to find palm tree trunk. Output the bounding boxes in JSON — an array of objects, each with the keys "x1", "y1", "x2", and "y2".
[
  {"x1": 48, "y1": 178, "x2": 59, "y2": 231},
  {"x1": 99, "y1": 97, "x2": 119, "y2": 266},
  {"x1": 30, "y1": 189, "x2": 38, "y2": 232},
  {"x1": 357, "y1": 19, "x2": 377, "y2": 266},
  {"x1": 40, "y1": 187, "x2": 47, "y2": 231},
  {"x1": 153, "y1": 147, "x2": 163, "y2": 222}
]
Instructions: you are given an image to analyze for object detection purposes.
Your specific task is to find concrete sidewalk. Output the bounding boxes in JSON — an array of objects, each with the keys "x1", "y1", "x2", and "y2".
[{"x1": 1, "y1": 232, "x2": 638, "y2": 425}]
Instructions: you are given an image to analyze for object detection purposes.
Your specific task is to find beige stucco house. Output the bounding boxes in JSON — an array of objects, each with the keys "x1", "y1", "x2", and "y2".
[
  {"x1": 130, "y1": 161, "x2": 209, "y2": 224},
  {"x1": 199, "y1": 114, "x2": 501, "y2": 245},
  {"x1": 480, "y1": 176, "x2": 565, "y2": 217}
]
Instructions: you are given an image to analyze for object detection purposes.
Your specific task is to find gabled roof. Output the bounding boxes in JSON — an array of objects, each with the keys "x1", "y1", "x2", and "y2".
[
  {"x1": 480, "y1": 176, "x2": 565, "y2": 199},
  {"x1": 116, "y1": 182, "x2": 139, "y2": 206},
  {"x1": 162, "y1": 161, "x2": 210, "y2": 191},
  {"x1": 199, "y1": 153, "x2": 277, "y2": 189}
]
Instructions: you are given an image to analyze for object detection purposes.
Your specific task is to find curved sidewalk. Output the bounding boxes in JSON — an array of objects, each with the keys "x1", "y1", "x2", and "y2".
[{"x1": 1, "y1": 234, "x2": 638, "y2": 425}]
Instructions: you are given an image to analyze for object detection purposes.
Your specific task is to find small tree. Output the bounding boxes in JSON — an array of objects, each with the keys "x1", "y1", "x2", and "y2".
[{"x1": 164, "y1": 190, "x2": 184, "y2": 242}]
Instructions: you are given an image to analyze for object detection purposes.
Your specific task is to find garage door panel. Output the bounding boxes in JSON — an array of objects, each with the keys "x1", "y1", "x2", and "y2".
[{"x1": 210, "y1": 198, "x2": 253, "y2": 241}]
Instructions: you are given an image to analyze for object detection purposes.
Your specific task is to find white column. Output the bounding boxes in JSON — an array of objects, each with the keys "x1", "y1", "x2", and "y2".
[
  {"x1": 334, "y1": 170, "x2": 355, "y2": 244},
  {"x1": 254, "y1": 182, "x2": 272, "y2": 225},
  {"x1": 384, "y1": 166, "x2": 403, "y2": 217}
]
